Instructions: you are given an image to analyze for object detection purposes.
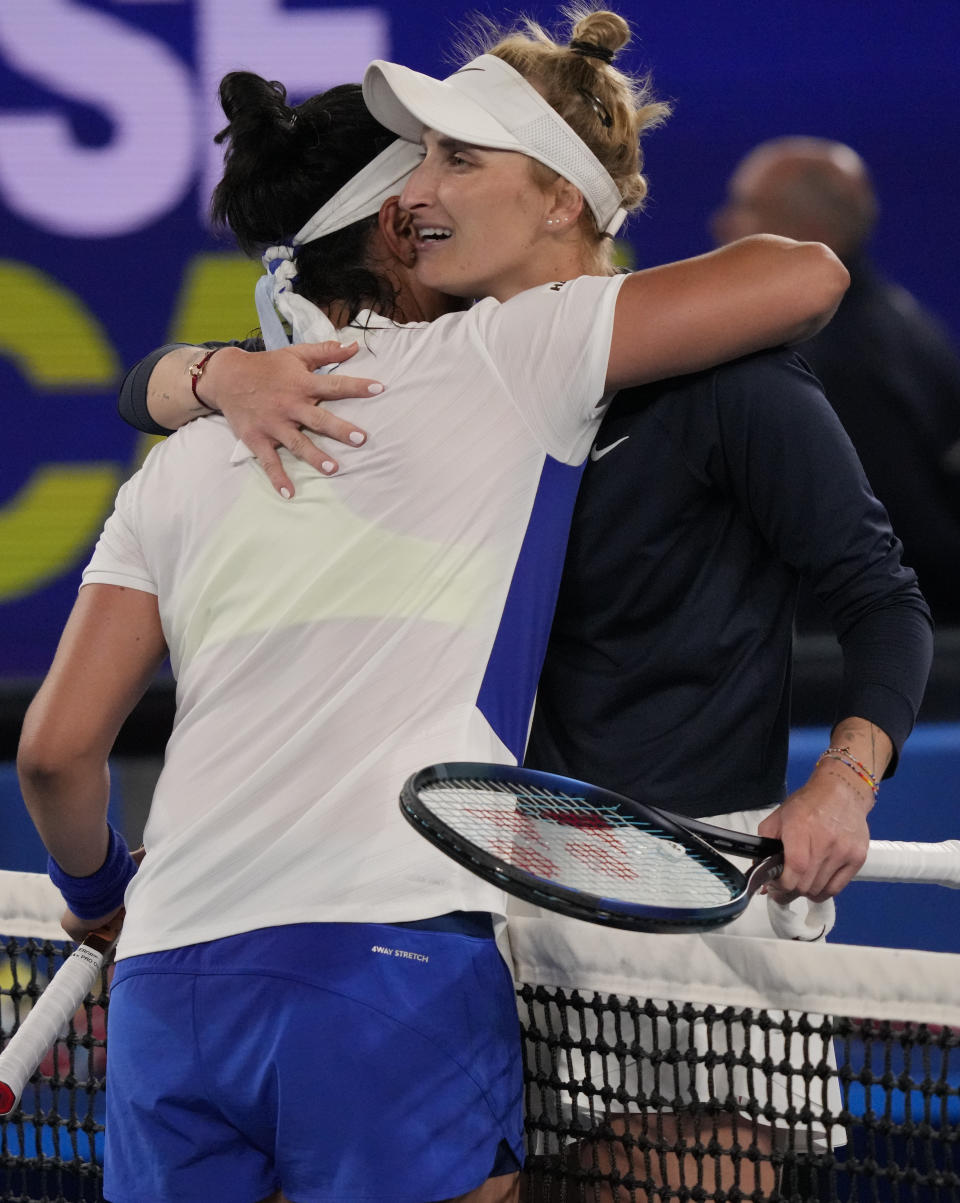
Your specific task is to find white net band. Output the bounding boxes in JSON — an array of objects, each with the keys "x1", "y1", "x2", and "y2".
[{"x1": 508, "y1": 915, "x2": 960, "y2": 1027}]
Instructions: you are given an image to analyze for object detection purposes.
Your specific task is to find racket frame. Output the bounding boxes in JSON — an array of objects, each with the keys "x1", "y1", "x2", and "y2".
[{"x1": 401, "y1": 762, "x2": 783, "y2": 933}]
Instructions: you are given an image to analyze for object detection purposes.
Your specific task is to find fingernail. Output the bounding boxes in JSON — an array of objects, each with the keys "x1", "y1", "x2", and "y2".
[
  {"x1": 349, "y1": 431, "x2": 366, "y2": 445},
  {"x1": 322, "y1": 461, "x2": 337, "y2": 474},
  {"x1": 339, "y1": 340, "x2": 358, "y2": 349},
  {"x1": 367, "y1": 383, "x2": 384, "y2": 395},
  {"x1": 280, "y1": 487, "x2": 291, "y2": 500}
]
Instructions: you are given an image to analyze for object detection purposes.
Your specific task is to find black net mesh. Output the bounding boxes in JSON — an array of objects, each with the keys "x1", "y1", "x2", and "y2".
[
  {"x1": 518, "y1": 982, "x2": 960, "y2": 1203},
  {"x1": 2, "y1": 929, "x2": 959, "y2": 1203}
]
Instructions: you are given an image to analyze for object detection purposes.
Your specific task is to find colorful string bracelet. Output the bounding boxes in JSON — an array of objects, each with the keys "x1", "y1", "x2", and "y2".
[{"x1": 815, "y1": 746, "x2": 880, "y2": 797}]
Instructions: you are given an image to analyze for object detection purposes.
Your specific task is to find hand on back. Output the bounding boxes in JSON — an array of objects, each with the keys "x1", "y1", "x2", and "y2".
[{"x1": 205, "y1": 341, "x2": 385, "y2": 497}]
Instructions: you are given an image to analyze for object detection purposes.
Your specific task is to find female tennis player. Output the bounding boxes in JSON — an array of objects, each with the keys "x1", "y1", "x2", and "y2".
[{"x1": 18, "y1": 12, "x2": 847, "y2": 1203}]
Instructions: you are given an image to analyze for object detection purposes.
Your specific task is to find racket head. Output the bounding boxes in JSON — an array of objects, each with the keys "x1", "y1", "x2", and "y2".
[{"x1": 400, "y1": 762, "x2": 783, "y2": 933}]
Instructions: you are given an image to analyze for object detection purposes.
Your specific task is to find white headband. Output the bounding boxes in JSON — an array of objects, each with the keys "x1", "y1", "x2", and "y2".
[
  {"x1": 254, "y1": 137, "x2": 424, "y2": 349},
  {"x1": 362, "y1": 54, "x2": 627, "y2": 236}
]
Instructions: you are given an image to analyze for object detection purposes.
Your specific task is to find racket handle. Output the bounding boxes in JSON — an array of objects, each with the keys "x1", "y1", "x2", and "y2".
[
  {"x1": 0, "y1": 931, "x2": 113, "y2": 1116},
  {"x1": 766, "y1": 839, "x2": 960, "y2": 941},
  {"x1": 855, "y1": 839, "x2": 960, "y2": 887}
]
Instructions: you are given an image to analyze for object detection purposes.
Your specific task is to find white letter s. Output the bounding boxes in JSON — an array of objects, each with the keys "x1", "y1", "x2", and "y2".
[{"x1": 0, "y1": 1, "x2": 195, "y2": 237}]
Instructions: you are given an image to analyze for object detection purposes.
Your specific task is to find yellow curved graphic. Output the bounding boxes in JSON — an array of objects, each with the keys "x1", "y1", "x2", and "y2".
[
  {"x1": 169, "y1": 253, "x2": 262, "y2": 344},
  {"x1": 0, "y1": 465, "x2": 122, "y2": 601},
  {"x1": 0, "y1": 261, "x2": 119, "y2": 387},
  {"x1": 0, "y1": 253, "x2": 260, "y2": 606},
  {"x1": 126, "y1": 254, "x2": 261, "y2": 471},
  {"x1": 130, "y1": 253, "x2": 260, "y2": 469}
]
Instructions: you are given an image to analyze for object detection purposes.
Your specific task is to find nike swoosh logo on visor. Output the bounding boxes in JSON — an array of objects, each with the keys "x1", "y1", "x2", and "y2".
[{"x1": 590, "y1": 436, "x2": 629, "y2": 461}]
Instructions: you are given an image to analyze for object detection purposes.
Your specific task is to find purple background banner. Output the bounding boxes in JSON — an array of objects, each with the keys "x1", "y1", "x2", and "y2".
[{"x1": 2, "y1": 0, "x2": 959, "y2": 678}]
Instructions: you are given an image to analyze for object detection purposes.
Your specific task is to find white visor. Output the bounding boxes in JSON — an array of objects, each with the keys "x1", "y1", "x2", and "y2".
[{"x1": 362, "y1": 54, "x2": 627, "y2": 236}]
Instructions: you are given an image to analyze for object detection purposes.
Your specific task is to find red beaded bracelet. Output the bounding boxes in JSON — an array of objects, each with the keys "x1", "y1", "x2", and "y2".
[{"x1": 188, "y1": 348, "x2": 223, "y2": 413}]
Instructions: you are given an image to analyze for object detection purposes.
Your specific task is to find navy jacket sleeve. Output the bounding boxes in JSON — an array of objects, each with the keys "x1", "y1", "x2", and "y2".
[{"x1": 707, "y1": 351, "x2": 933, "y2": 770}]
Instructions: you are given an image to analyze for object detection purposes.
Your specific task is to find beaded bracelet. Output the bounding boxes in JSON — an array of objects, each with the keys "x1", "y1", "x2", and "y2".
[
  {"x1": 815, "y1": 746, "x2": 880, "y2": 797},
  {"x1": 188, "y1": 347, "x2": 223, "y2": 413},
  {"x1": 47, "y1": 824, "x2": 138, "y2": 920}
]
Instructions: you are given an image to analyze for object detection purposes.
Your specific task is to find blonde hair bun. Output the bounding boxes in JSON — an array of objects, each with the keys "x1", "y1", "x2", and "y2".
[{"x1": 569, "y1": 10, "x2": 631, "y2": 59}]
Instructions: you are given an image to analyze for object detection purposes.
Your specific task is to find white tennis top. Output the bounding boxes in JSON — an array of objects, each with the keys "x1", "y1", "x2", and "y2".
[{"x1": 84, "y1": 273, "x2": 626, "y2": 958}]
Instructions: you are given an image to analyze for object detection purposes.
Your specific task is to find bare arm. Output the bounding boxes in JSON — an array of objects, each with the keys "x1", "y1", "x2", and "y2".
[
  {"x1": 606, "y1": 234, "x2": 848, "y2": 391},
  {"x1": 142, "y1": 341, "x2": 387, "y2": 497},
  {"x1": 134, "y1": 234, "x2": 844, "y2": 493},
  {"x1": 17, "y1": 584, "x2": 168, "y2": 881},
  {"x1": 757, "y1": 716, "x2": 892, "y2": 903}
]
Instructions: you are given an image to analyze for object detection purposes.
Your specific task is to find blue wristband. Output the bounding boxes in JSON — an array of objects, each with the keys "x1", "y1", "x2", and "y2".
[{"x1": 47, "y1": 824, "x2": 137, "y2": 921}]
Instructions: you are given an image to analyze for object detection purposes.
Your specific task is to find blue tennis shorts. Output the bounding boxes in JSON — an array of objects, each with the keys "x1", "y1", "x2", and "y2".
[{"x1": 103, "y1": 915, "x2": 523, "y2": 1203}]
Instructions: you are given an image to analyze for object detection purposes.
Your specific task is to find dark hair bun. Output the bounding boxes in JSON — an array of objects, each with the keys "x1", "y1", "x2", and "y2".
[{"x1": 214, "y1": 71, "x2": 301, "y2": 160}]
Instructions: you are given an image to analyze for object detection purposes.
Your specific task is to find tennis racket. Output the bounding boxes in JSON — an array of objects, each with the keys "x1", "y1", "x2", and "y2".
[
  {"x1": 399, "y1": 762, "x2": 960, "y2": 935},
  {"x1": 0, "y1": 923, "x2": 117, "y2": 1116}
]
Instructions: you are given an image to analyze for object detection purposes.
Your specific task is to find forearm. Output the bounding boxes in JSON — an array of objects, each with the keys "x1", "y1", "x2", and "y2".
[
  {"x1": 16, "y1": 749, "x2": 111, "y2": 876},
  {"x1": 143, "y1": 345, "x2": 208, "y2": 430},
  {"x1": 779, "y1": 719, "x2": 891, "y2": 852},
  {"x1": 118, "y1": 341, "x2": 247, "y2": 433},
  {"x1": 759, "y1": 716, "x2": 885, "y2": 902},
  {"x1": 827, "y1": 716, "x2": 893, "y2": 784},
  {"x1": 778, "y1": 237, "x2": 849, "y2": 342},
  {"x1": 119, "y1": 343, "x2": 187, "y2": 434},
  {"x1": 145, "y1": 344, "x2": 249, "y2": 431},
  {"x1": 17, "y1": 585, "x2": 166, "y2": 881},
  {"x1": 22, "y1": 753, "x2": 136, "y2": 927},
  {"x1": 18, "y1": 667, "x2": 131, "y2": 877},
  {"x1": 608, "y1": 235, "x2": 849, "y2": 389}
]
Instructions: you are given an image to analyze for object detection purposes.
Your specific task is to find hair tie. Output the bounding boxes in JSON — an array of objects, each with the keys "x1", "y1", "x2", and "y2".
[{"x1": 569, "y1": 39, "x2": 615, "y2": 65}]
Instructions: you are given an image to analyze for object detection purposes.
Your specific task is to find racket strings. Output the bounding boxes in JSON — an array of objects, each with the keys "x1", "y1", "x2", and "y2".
[{"x1": 422, "y1": 779, "x2": 739, "y2": 908}]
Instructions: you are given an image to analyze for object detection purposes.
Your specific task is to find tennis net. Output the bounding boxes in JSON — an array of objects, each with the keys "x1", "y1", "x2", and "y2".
[
  {"x1": 1, "y1": 872, "x2": 106, "y2": 1203},
  {"x1": 512, "y1": 916, "x2": 960, "y2": 1202},
  {"x1": 2, "y1": 871, "x2": 959, "y2": 1203}
]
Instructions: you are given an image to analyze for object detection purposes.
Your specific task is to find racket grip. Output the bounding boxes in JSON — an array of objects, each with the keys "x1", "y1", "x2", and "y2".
[
  {"x1": 856, "y1": 839, "x2": 960, "y2": 888},
  {"x1": 0, "y1": 936, "x2": 109, "y2": 1116}
]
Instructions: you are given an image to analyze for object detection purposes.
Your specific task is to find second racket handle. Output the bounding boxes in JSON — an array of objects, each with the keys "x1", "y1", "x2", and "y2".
[
  {"x1": 858, "y1": 839, "x2": 960, "y2": 887},
  {"x1": 0, "y1": 933, "x2": 110, "y2": 1116}
]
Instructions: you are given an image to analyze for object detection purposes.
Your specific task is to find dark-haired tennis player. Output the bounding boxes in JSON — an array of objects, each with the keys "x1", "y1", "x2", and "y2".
[{"x1": 521, "y1": 346, "x2": 932, "y2": 1197}]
